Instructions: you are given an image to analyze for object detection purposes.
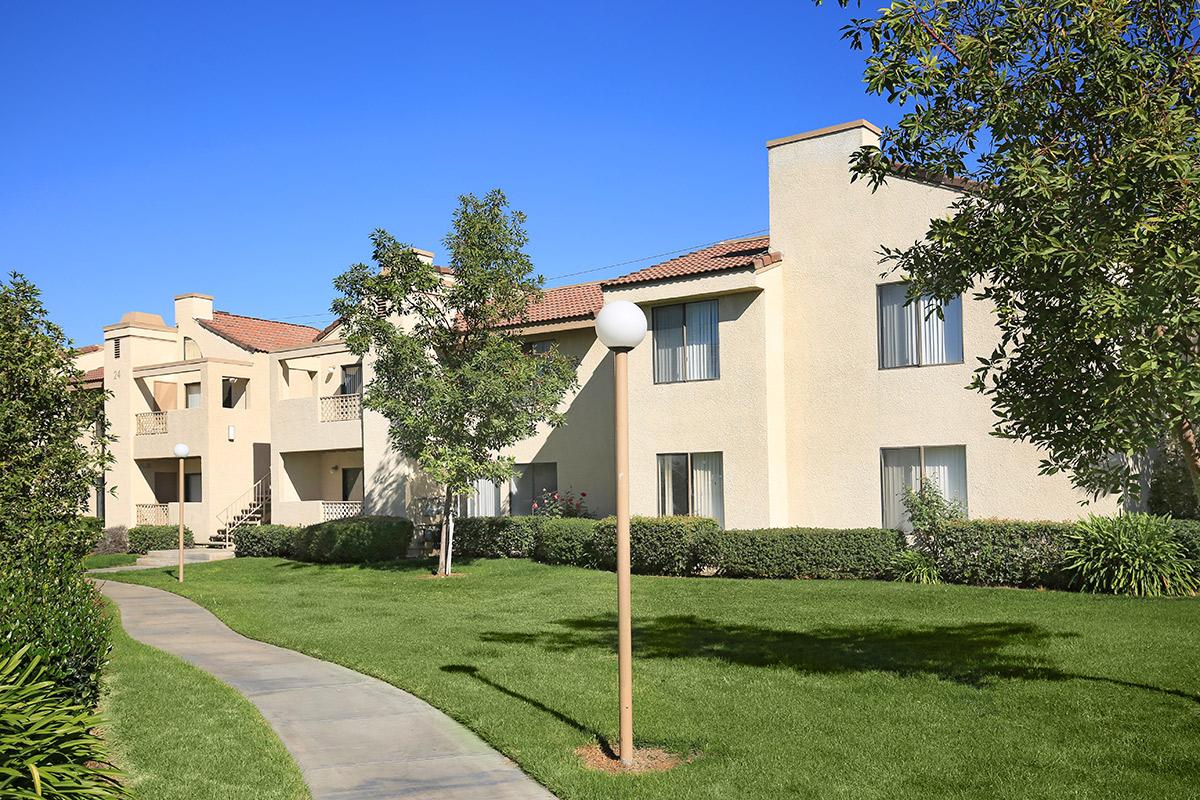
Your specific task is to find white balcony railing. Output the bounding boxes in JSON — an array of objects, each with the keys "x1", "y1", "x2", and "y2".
[
  {"x1": 319, "y1": 393, "x2": 362, "y2": 423},
  {"x1": 136, "y1": 503, "x2": 169, "y2": 525},
  {"x1": 321, "y1": 500, "x2": 362, "y2": 521},
  {"x1": 136, "y1": 411, "x2": 168, "y2": 435}
]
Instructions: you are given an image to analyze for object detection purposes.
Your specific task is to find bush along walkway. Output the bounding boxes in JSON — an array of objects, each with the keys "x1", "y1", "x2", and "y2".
[{"x1": 97, "y1": 580, "x2": 555, "y2": 800}]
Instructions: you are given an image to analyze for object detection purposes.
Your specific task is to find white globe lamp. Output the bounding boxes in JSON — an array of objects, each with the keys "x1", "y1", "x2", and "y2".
[
  {"x1": 595, "y1": 301, "x2": 647, "y2": 352},
  {"x1": 173, "y1": 442, "x2": 190, "y2": 459}
]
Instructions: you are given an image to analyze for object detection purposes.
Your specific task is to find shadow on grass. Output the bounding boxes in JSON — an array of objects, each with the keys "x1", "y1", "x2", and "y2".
[
  {"x1": 441, "y1": 665, "x2": 617, "y2": 757},
  {"x1": 481, "y1": 614, "x2": 1198, "y2": 703}
]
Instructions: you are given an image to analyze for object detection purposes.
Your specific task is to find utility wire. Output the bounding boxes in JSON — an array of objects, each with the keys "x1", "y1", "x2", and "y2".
[{"x1": 267, "y1": 226, "x2": 769, "y2": 321}]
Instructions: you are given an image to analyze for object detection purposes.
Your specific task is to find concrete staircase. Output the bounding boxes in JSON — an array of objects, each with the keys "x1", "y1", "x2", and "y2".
[{"x1": 135, "y1": 548, "x2": 236, "y2": 568}]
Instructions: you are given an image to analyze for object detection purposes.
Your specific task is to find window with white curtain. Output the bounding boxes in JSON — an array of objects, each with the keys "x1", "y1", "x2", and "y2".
[
  {"x1": 657, "y1": 451, "x2": 725, "y2": 527},
  {"x1": 459, "y1": 476, "x2": 502, "y2": 518},
  {"x1": 652, "y1": 300, "x2": 719, "y2": 383},
  {"x1": 877, "y1": 282, "x2": 963, "y2": 369},
  {"x1": 880, "y1": 445, "x2": 967, "y2": 531}
]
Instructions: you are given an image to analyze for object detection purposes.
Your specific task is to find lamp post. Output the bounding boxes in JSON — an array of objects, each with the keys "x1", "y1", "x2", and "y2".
[
  {"x1": 173, "y1": 442, "x2": 189, "y2": 583},
  {"x1": 594, "y1": 300, "x2": 647, "y2": 767}
]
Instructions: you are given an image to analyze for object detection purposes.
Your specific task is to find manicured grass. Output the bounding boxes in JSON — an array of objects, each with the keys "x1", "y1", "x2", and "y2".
[
  {"x1": 107, "y1": 558, "x2": 1200, "y2": 800},
  {"x1": 101, "y1": 603, "x2": 310, "y2": 800},
  {"x1": 84, "y1": 553, "x2": 139, "y2": 569}
]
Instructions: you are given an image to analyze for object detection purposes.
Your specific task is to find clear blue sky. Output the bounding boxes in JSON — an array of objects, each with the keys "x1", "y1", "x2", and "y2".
[{"x1": 1, "y1": 1, "x2": 898, "y2": 346}]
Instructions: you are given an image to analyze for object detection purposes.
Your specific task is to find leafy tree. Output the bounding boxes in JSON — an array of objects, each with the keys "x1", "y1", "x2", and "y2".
[
  {"x1": 1148, "y1": 439, "x2": 1200, "y2": 519},
  {"x1": 823, "y1": 0, "x2": 1200, "y2": 504},
  {"x1": 333, "y1": 190, "x2": 578, "y2": 575}
]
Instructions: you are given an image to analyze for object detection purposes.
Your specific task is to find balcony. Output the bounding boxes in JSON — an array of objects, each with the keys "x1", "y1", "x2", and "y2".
[
  {"x1": 136, "y1": 411, "x2": 168, "y2": 436},
  {"x1": 322, "y1": 500, "x2": 362, "y2": 521},
  {"x1": 320, "y1": 393, "x2": 362, "y2": 422}
]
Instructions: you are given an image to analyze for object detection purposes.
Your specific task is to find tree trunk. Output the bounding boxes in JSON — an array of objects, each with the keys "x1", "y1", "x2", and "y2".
[
  {"x1": 1174, "y1": 415, "x2": 1200, "y2": 507},
  {"x1": 437, "y1": 488, "x2": 454, "y2": 576}
]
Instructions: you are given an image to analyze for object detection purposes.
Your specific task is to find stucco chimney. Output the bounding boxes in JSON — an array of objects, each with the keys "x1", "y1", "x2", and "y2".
[
  {"x1": 174, "y1": 293, "x2": 214, "y2": 326},
  {"x1": 410, "y1": 248, "x2": 435, "y2": 265}
]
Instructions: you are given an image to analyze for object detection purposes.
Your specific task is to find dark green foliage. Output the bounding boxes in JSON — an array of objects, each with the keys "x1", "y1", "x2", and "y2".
[
  {"x1": 1170, "y1": 519, "x2": 1200, "y2": 563},
  {"x1": 91, "y1": 526, "x2": 129, "y2": 556},
  {"x1": 1148, "y1": 442, "x2": 1200, "y2": 519},
  {"x1": 592, "y1": 516, "x2": 721, "y2": 576},
  {"x1": 935, "y1": 520, "x2": 1075, "y2": 589},
  {"x1": 0, "y1": 646, "x2": 126, "y2": 798},
  {"x1": 127, "y1": 525, "x2": 194, "y2": 554},
  {"x1": 292, "y1": 517, "x2": 413, "y2": 564},
  {"x1": 453, "y1": 516, "x2": 540, "y2": 558},
  {"x1": 708, "y1": 527, "x2": 900, "y2": 580},
  {"x1": 0, "y1": 559, "x2": 110, "y2": 707},
  {"x1": 530, "y1": 518, "x2": 599, "y2": 566},
  {"x1": 78, "y1": 515, "x2": 104, "y2": 551},
  {"x1": 1065, "y1": 514, "x2": 1198, "y2": 597},
  {"x1": 232, "y1": 525, "x2": 298, "y2": 558}
]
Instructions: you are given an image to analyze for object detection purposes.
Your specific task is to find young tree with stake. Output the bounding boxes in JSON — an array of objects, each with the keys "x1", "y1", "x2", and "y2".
[{"x1": 332, "y1": 190, "x2": 578, "y2": 575}]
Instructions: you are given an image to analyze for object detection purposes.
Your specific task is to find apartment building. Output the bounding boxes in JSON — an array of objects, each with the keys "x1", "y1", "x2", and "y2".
[{"x1": 75, "y1": 120, "x2": 1111, "y2": 543}]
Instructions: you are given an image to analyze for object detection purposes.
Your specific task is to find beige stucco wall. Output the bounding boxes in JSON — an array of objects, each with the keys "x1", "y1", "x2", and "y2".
[{"x1": 769, "y1": 123, "x2": 1114, "y2": 527}]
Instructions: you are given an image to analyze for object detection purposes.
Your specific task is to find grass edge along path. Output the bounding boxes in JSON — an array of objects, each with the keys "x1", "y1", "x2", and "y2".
[
  {"x1": 104, "y1": 558, "x2": 1200, "y2": 800},
  {"x1": 100, "y1": 598, "x2": 311, "y2": 800}
]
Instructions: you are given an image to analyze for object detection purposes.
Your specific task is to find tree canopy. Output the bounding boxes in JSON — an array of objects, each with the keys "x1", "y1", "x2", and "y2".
[
  {"x1": 332, "y1": 190, "x2": 578, "y2": 573},
  {"x1": 825, "y1": 0, "x2": 1200, "y2": 502}
]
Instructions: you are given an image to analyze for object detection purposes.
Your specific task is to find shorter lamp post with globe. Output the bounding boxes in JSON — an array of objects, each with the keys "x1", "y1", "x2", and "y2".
[
  {"x1": 173, "y1": 442, "x2": 189, "y2": 582},
  {"x1": 593, "y1": 300, "x2": 648, "y2": 767}
]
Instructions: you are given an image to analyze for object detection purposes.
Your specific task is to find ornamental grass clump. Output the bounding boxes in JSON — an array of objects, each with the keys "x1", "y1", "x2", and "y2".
[
  {"x1": 1065, "y1": 514, "x2": 1198, "y2": 597},
  {"x1": 890, "y1": 549, "x2": 941, "y2": 584}
]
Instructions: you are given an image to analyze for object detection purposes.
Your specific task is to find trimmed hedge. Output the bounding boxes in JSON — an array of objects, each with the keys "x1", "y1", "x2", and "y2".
[
  {"x1": 127, "y1": 525, "x2": 194, "y2": 554},
  {"x1": 593, "y1": 516, "x2": 721, "y2": 576},
  {"x1": 710, "y1": 527, "x2": 900, "y2": 579},
  {"x1": 454, "y1": 516, "x2": 540, "y2": 558},
  {"x1": 935, "y1": 519, "x2": 1075, "y2": 588},
  {"x1": 292, "y1": 516, "x2": 413, "y2": 564},
  {"x1": 1170, "y1": 518, "x2": 1200, "y2": 564},
  {"x1": 531, "y1": 518, "x2": 600, "y2": 566},
  {"x1": 233, "y1": 524, "x2": 299, "y2": 558}
]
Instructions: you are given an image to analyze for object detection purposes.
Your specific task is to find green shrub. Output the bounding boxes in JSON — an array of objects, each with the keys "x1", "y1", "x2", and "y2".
[
  {"x1": 592, "y1": 516, "x2": 721, "y2": 576},
  {"x1": 1065, "y1": 514, "x2": 1199, "y2": 597},
  {"x1": 233, "y1": 524, "x2": 298, "y2": 558},
  {"x1": 292, "y1": 516, "x2": 413, "y2": 564},
  {"x1": 454, "y1": 516, "x2": 540, "y2": 558},
  {"x1": 0, "y1": 645, "x2": 126, "y2": 798},
  {"x1": 710, "y1": 527, "x2": 900, "y2": 580},
  {"x1": 890, "y1": 549, "x2": 941, "y2": 584},
  {"x1": 531, "y1": 518, "x2": 599, "y2": 566},
  {"x1": 0, "y1": 555, "x2": 110, "y2": 707},
  {"x1": 90, "y1": 525, "x2": 128, "y2": 556},
  {"x1": 935, "y1": 519, "x2": 1074, "y2": 588},
  {"x1": 1147, "y1": 441, "x2": 1200, "y2": 520},
  {"x1": 78, "y1": 515, "x2": 104, "y2": 553},
  {"x1": 127, "y1": 525, "x2": 194, "y2": 554},
  {"x1": 1170, "y1": 518, "x2": 1200, "y2": 565}
]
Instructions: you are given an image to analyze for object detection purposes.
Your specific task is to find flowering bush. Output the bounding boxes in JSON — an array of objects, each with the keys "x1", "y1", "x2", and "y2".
[{"x1": 531, "y1": 489, "x2": 591, "y2": 518}]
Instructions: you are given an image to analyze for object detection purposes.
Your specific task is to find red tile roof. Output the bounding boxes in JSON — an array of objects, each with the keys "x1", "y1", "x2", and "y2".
[
  {"x1": 602, "y1": 236, "x2": 778, "y2": 287},
  {"x1": 197, "y1": 311, "x2": 322, "y2": 352},
  {"x1": 75, "y1": 366, "x2": 103, "y2": 389},
  {"x1": 74, "y1": 344, "x2": 103, "y2": 355},
  {"x1": 516, "y1": 283, "x2": 604, "y2": 326}
]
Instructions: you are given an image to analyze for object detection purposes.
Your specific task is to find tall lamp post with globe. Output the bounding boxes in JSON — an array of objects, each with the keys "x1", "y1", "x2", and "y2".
[
  {"x1": 173, "y1": 442, "x2": 189, "y2": 582},
  {"x1": 594, "y1": 300, "x2": 647, "y2": 767}
]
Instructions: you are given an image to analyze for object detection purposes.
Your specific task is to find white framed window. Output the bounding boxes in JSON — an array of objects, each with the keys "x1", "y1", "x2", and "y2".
[
  {"x1": 657, "y1": 451, "x2": 724, "y2": 527},
  {"x1": 459, "y1": 477, "x2": 502, "y2": 517},
  {"x1": 877, "y1": 282, "x2": 963, "y2": 369},
  {"x1": 653, "y1": 300, "x2": 719, "y2": 383},
  {"x1": 511, "y1": 462, "x2": 558, "y2": 516},
  {"x1": 880, "y1": 445, "x2": 967, "y2": 531}
]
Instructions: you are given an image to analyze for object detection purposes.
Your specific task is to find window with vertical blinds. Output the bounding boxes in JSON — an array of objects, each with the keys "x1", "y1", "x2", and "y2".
[
  {"x1": 459, "y1": 476, "x2": 502, "y2": 517},
  {"x1": 657, "y1": 451, "x2": 724, "y2": 528},
  {"x1": 880, "y1": 445, "x2": 967, "y2": 531},
  {"x1": 877, "y1": 282, "x2": 963, "y2": 369},
  {"x1": 653, "y1": 300, "x2": 719, "y2": 383}
]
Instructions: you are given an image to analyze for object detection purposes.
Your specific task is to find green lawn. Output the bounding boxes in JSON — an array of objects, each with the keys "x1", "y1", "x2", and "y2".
[
  {"x1": 85, "y1": 553, "x2": 139, "y2": 569},
  {"x1": 107, "y1": 558, "x2": 1200, "y2": 800},
  {"x1": 101, "y1": 603, "x2": 310, "y2": 800}
]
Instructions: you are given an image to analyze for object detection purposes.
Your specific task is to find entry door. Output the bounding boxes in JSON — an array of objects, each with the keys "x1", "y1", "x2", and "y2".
[{"x1": 341, "y1": 467, "x2": 364, "y2": 501}]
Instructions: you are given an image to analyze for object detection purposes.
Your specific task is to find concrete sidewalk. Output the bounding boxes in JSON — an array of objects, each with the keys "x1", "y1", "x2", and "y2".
[{"x1": 99, "y1": 580, "x2": 556, "y2": 800}]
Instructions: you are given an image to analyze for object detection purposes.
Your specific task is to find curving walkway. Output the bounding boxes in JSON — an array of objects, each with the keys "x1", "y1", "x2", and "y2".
[{"x1": 98, "y1": 580, "x2": 556, "y2": 800}]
